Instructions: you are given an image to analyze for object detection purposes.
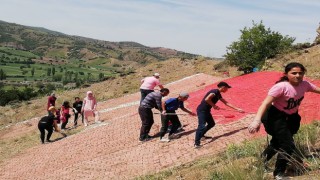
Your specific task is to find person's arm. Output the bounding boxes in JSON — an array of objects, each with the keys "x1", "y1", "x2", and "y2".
[
  {"x1": 158, "y1": 84, "x2": 164, "y2": 89},
  {"x1": 93, "y1": 99, "x2": 97, "y2": 111},
  {"x1": 161, "y1": 101, "x2": 166, "y2": 114},
  {"x1": 53, "y1": 120, "x2": 59, "y2": 132},
  {"x1": 155, "y1": 95, "x2": 163, "y2": 112},
  {"x1": 181, "y1": 107, "x2": 196, "y2": 116},
  {"x1": 81, "y1": 100, "x2": 85, "y2": 113},
  {"x1": 312, "y1": 87, "x2": 320, "y2": 94},
  {"x1": 220, "y1": 98, "x2": 244, "y2": 112},
  {"x1": 140, "y1": 78, "x2": 145, "y2": 84},
  {"x1": 248, "y1": 95, "x2": 275, "y2": 133},
  {"x1": 205, "y1": 93, "x2": 219, "y2": 109}
]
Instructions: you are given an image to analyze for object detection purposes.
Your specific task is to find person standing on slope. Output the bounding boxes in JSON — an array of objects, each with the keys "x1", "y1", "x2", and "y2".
[
  {"x1": 159, "y1": 92, "x2": 196, "y2": 142},
  {"x1": 81, "y1": 91, "x2": 100, "y2": 126},
  {"x1": 38, "y1": 106, "x2": 60, "y2": 144},
  {"x1": 138, "y1": 88, "x2": 170, "y2": 142},
  {"x1": 248, "y1": 62, "x2": 320, "y2": 179},
  {"x1": 140, "y1": 73, "x2": 164, "y2": 103},
  {"x1": 47, "y1": 92, "x2": 57, "y2": 114},
  {"x1": 194, "y1": 81, "x2": 244, "y2": 148}
]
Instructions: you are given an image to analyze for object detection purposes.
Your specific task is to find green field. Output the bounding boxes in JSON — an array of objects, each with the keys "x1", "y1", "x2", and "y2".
[{"x1": 0, "y1": 47, "x2": 119, "y2": 83}]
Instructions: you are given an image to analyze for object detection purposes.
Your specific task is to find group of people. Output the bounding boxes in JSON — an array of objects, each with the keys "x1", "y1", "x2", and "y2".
[
  {"x1": 38, "y1": 62, "x2": 320, "y2": 179},
  {"x1": 138, "y1": 63, "x2": 320, "y2": 179},
  {"x1": 39, "y1": 91, "x2": 101, "y2": 144}
]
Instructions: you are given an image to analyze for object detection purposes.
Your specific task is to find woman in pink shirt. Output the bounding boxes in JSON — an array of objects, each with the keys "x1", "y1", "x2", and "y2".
[
  {"x1": 81, "y1": 91, "x2": 100, "y2": 126},
  {"x1": 248, "y1": 62, "x2": 320, "y2": 179}
]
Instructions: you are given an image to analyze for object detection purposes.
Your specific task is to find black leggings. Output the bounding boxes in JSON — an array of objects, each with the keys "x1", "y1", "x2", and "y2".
[
  {"x1": 261, "y1": 106, "x2": 301, "y2": 176},
  {"x1": 38, "y1": 122, "x2": 53, "y2": 143}
]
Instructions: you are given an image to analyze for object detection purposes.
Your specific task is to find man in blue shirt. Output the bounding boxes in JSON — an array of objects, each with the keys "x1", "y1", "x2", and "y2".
[
  {"x1": 159, "y1": 92, "x2": 195, "y2": 142},
  {"x1": 194, "y1": 82, "x2": 244, "y2": 148}
]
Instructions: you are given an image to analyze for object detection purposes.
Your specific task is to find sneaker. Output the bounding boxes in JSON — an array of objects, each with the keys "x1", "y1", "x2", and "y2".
[
  {"x1": 202, "y1": 135, "x2": 212, "y2": 139},
  {"x1": 139, "y1": 137, "x2": 151, "y2": 142},
  {"x1": 160, "y1": 138, "x2": 170, "y2": 142},
  {"x1": 194, "y1": 144, "x2": 201, "y2": 149},
  {"x1": 146, "y1": 134, "x2": 154, "y2": 139},
  {"x1": 176, "y1": 127, "x2": 185, "y2": 132},
  {"x1": 95, "y1": 121, "x2": 102, "y2": 124},
  {"x1": 46, "y1": 139, "x2": 53, "y2": 143}
]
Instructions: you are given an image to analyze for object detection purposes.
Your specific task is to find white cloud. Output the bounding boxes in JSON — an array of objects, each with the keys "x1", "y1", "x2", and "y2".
[{"x1": 0, "y1": 0, "x2": 319, "y2": 57}]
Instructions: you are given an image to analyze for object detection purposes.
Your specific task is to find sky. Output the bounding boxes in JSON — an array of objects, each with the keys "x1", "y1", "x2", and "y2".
[{"x1": 0, "y1": 0, "x2": 319, "y2": 58}]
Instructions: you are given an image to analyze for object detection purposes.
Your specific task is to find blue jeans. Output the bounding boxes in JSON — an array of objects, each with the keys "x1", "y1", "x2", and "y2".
[{"x1": 194, "y1": 110, "x2": 215, "y2": 145}]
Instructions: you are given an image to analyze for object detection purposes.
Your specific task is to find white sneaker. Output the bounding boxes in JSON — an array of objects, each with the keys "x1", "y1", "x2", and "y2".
[
  {"x1": 160, "y1": 138, "x2": 170, "y2": 142},
  {"x1": 95, "y1": 121, "x2": 102, "y2": 124}
]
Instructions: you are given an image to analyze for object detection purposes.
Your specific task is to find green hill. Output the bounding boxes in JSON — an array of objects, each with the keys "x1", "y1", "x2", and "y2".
[{"x1": 0, "y1": 20, "x2": 199, "y2": 84}]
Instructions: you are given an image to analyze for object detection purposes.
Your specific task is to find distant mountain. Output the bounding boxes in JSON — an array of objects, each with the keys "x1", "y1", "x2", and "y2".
[{"x1": 0, "y1": 20, "x2": 198, "y2": 64}]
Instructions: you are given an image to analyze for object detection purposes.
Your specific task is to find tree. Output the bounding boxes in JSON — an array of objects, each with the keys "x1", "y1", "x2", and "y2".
[
  {"x1": 0, "y1": 69, "x2": 6, "y2": 80},
  {"x1": 224, "y1": 21, "x2": 295, "y2": 72},
  {"x1": 47, "y1": 67, "x2": 51, "y2": 76},
  {"x1": 52, "y1": 67, "x2": 56, "y2": 76},
  {"x1": 31, "y1": 67, "x2": 35, "y2": 77},
  {"x1": 99, "y1": 73, "x2": 104, "y2": 81}
]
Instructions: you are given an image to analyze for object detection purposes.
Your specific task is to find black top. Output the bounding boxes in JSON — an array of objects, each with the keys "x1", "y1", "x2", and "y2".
[
  {"x1": 73, "y1": 101, "x2": 83, "y2": 112},
  {"x1": 197, "y1": 89, "x2": 222, "y2": 112}
]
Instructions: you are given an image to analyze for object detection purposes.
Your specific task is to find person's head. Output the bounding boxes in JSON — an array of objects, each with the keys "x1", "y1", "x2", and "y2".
[
  {"x1": 153, "y1": 73, "x2": 160, "y2": 79},
  {"x1": 276, "y1": 62, "x2": 306, "y2": 85},
  {"x1": 48, "y1": 106, "x2": 56, "y2": 114},
  {"x1": 178, "y1": 92, "x2": 189, "y2": 101},
  {"x1": 75, "y1": 97, "x2": 80, "y2": 102},
  {"x1": 217, "y1": 81, "x2": 231, "y2": 93},
  {"x1": 160, "y1": 88, "x2": 170, "y2": 97},
  {"x1": 63, "y1": 101, "x2": 70, "y2": 108},
  {"x1": 51, "y1": 92, "x2": 55, "y2": 97}
]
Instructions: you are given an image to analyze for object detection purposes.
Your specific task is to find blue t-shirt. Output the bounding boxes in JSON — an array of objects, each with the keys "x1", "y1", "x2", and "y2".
[
  {"x1": 197, "y1": 89, "x2": 222, "y2": 112},
  {"x1": 165, "y1": 98, "x2": 184, "y2": 111}
]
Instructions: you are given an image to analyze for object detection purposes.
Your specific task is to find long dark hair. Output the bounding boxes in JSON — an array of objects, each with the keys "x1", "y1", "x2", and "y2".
[
  {"x1": 62, "y1": 101, "x2": 70, "y2": 108},
  {"x1": 275, "y1": 62, "x2": 306, "y2": 84}
]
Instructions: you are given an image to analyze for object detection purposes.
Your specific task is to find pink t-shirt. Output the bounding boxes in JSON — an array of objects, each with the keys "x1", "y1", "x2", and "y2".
[
  {"x1": 140, "y1": 76, "x2": 161, "y2": 90},
  {"x1": 268, "y1": 81, "x2": 316, "y2": 114}
]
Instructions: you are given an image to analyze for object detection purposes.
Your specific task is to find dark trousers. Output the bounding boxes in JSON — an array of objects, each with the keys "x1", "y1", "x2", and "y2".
[
  {"x1": 38, "y1": 122, "x2": 53, "y2": 143},
  {"x1": 140, "y1": 89, "x2": 154, "y2": 103},
  {"x1": 261, "y1": 106, "x2": 301, "y2": 176},
  {"x1": 159, "y1": 112, "x2": 180, "y2": 138},
  {"x1": 74, "y1": 112, "x2": 84, "y2": 125},
  {"x1": 61, "y1": 116, "x2": 69, "y2": 129},
  {"x1": 138, "y1": 106, "x2": 154, "y2": 140},
  {"x1": 194, "y1": 110, "x2": 215, "y2": 145}
]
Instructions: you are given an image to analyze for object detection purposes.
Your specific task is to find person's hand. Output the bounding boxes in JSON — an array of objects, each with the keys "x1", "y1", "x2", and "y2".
[
  {"x1": 162, "y1": 110, "x2": 166, "y2": 115},
  {"x1": 248, "y1": 119, "x2": 261, "y2": 133},
  {"x1": 213, "y1": 105, "x2": 220, "y2": 110}
]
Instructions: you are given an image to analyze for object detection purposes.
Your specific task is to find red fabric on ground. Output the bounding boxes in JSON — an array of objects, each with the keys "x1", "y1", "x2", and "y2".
[{"x1": 187, "y1": 71, "x2": 320, "y2": 133}]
